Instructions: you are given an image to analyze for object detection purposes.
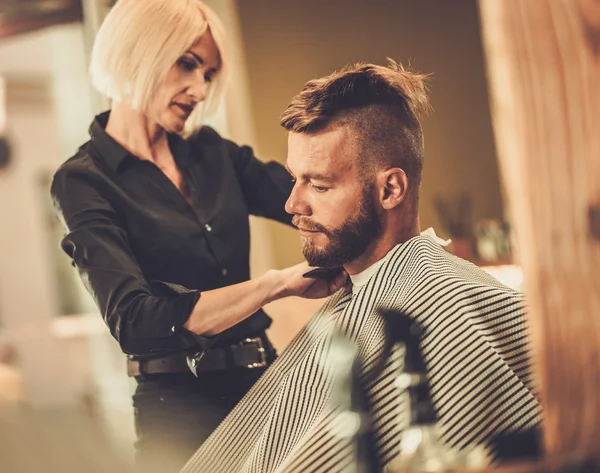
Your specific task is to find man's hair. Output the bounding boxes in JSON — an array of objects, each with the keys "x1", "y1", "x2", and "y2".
[
  {"x1": 90, "y1": 0, "x2": 229, "y2": 136},
  {"x1": 281, "y1": 60, "x2": 430, "y2": 206}
]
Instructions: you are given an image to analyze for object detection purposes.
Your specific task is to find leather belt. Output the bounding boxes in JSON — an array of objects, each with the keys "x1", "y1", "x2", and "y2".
[{"x1": 126, "y1": 336, "x2": 269, "y2": 377}]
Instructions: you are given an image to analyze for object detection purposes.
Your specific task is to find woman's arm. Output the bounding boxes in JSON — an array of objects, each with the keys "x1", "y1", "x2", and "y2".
[
  {"x1": 184, "y1": 262, "x2": 347, "y2": 336},
  {"x1": 52, "y1": 166, "x2": 198, "y2": 355}
]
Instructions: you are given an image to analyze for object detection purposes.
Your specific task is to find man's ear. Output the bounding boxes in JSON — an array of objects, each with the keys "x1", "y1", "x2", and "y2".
[{"x1": 378, "y1": 168, "x2": 409, "y2": 210}]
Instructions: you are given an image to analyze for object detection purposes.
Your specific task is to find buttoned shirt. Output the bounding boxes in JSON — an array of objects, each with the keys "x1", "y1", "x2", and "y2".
[{"x1": 51, "y1": 111, "x2": 293, "y2": 357}]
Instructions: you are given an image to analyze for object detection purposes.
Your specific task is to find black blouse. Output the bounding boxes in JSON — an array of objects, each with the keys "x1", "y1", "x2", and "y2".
[{"x1": 51, "y1": 112, "x2": 293, "y2": 357}]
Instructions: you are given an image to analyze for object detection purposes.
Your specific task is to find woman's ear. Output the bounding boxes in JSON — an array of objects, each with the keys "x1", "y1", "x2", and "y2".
[{"x1": 378, "y1": 168, "x2": 409, "y2": 210}]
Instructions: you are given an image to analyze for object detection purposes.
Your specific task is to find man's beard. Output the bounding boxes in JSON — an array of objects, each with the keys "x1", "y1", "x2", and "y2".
[{"x1": 295, "y1": 185, "x2": 383, "y2": 268}]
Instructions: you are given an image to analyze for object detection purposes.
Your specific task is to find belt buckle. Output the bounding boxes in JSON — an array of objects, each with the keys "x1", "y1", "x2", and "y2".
[
  {"x1": 127, "y1": 359, "x2": 141, "y2": 377},
  {"x1": 239, "y1": 337, "x2": 267, "y2": 368}
]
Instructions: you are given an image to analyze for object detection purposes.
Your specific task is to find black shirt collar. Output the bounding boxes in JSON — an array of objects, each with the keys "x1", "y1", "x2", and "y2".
[
  {"x1": 89, "y1": 111, "x2": 130, "y2": 172},
  {"x1": 89, "y1": 110, "x2": 192, "y2": 172}
]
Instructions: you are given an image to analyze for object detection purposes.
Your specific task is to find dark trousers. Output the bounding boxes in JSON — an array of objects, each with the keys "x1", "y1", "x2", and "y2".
[{"x1": 132, "y1": 340, "x2": 275, "y2": 473}]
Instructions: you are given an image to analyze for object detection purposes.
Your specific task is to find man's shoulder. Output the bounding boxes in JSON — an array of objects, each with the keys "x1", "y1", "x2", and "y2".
[{"x1": 386, "y1": 236, "x2": 523, "y2": 296}]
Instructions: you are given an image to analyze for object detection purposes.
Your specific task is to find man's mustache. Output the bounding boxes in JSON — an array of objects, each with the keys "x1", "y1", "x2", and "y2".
[{"x1": 291, "y1": 216, "x2": 331, "y2": 235}]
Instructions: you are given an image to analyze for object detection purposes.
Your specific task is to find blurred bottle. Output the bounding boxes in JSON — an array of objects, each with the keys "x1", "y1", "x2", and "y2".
[
  {"x1": 381, "y1": 310, "x2": 488, "y2": 473},
  {"x1": 474, "y1": 219, "x2": 512, "y2": 263},
  {"x1": 327, "y1": 330, "x2": 382, "y2": 473}
]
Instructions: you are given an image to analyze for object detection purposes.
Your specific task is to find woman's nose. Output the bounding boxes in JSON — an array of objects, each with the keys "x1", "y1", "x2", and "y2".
[{"x1": 188, "y1": 78, "x2": 209, "y2": 102}]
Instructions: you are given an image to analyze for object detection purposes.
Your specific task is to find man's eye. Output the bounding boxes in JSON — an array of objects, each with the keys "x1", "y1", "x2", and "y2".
[{"x1": 310, "y1": 183, "x2": 328, "y2": 193}]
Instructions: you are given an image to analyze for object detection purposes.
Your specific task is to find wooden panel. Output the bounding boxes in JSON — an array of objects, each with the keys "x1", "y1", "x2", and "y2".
[{"x1": 479, "y1": 0, "x2": 600, "y2": 460}]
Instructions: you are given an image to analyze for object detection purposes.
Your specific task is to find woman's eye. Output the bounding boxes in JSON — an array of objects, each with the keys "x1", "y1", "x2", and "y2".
[{"x1": 178, "y1": 59, "x2": 196, "y2": 72}]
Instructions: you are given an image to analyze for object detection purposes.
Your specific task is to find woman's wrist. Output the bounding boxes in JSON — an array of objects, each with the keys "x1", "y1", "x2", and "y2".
[
  {"x1": 182, "y1": 269, "x2": 294, "y2": 336},
  {"x1": 260, "y1": 268, "x2": 289, "y2": 303}
]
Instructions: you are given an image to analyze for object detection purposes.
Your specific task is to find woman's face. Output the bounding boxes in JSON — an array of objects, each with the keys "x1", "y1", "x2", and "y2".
[{"x1": 149, "y1": 29, "x2": 221, "y2": 134}]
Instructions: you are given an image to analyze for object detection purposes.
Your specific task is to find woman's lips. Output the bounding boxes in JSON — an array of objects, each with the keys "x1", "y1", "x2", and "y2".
[{"x1": 174, "y1": 103, "x2": 194, "y2": 117}]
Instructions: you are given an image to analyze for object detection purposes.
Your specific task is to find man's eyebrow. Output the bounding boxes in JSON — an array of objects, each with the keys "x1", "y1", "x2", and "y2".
[{"x1": 285, "y1": 165, "x2": 335, "y2": 182}]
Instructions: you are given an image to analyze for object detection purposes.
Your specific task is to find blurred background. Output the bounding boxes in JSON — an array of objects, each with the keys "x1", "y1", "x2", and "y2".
[{"x1": 0, "y1": 0, "x2": 524, "y2": 470}]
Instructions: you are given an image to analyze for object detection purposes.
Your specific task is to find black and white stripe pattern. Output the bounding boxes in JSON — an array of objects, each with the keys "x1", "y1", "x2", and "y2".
[{"x1": 181, "y1": 235, "x2": 541, "y2": 473}]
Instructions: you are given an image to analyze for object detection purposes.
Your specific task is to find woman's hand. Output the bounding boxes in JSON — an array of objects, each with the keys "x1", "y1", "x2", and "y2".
[{"x1": 277, "y1": 262, "x2": 348, "y2": 299}]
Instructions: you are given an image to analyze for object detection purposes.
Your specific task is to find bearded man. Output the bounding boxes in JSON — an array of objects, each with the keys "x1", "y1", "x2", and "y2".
[{"x1": 180, "y1": 60, "x2": 541, "y2": 473}]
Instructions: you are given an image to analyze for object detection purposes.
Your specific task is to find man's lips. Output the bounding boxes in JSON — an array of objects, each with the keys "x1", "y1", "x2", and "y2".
[
  {"x1": 293, "y1": 217, "x2": 328, "y2": 235},
  {"x1": 298, "y1": 227, "x2": 322, "y2": 236}
]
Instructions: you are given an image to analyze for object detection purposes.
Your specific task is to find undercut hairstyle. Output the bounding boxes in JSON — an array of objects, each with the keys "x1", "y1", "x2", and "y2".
[
  {"x1": 281, "y1": 60, "x2": 431, "y2": 207},
  {"x1": 90, "y1": 0, "x2": 229, "y2": 136}
]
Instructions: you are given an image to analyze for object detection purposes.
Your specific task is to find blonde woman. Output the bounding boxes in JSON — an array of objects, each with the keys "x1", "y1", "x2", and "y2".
[{"x1": 50, "y1": 1, "x2": 346, "y2": 471}]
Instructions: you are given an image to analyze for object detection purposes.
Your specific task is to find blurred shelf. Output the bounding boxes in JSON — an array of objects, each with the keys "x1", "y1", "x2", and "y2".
[{"x1": 480, "y1": 264, "x2": 523, "y2": 291}]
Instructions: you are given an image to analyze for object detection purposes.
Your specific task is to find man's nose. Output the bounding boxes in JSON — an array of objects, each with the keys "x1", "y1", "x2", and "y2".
[{"x1": 285, "y1": 185, "x2": 309, "y2": 216}]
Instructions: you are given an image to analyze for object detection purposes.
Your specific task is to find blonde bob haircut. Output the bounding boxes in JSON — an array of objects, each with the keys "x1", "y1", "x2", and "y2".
[{"x1": 90, "y1": 0, "x2": 229, "y2": 136}]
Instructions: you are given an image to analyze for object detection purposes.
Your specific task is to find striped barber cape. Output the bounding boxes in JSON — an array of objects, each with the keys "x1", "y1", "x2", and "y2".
[{"x1": 181, "y1": 235, "x2": 541, "y2": 473}]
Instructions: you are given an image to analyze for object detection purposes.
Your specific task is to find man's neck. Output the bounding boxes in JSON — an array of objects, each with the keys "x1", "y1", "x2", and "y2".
[
  {"x1": 344, "y1": 221, "x2": 420, "y2": 276},
  {"x1": 105, "y1": 102, "x2": 168, "y2": 163}
]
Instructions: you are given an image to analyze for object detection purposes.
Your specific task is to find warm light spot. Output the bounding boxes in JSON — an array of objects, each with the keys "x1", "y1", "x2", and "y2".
[{"x1": 0, "y1": 76, "x2": 6, "y2": 135}]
